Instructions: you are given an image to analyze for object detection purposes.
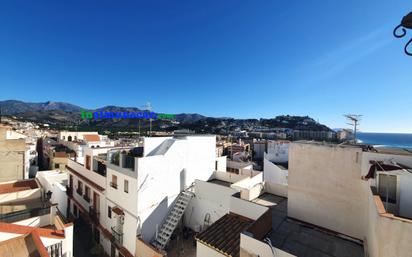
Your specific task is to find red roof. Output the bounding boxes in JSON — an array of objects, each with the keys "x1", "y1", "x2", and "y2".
[
  {"x1": 83, "y1": 134, "x2": 101, "y2": 142},
  {"x1": 112, "y1": 207, "x2": 124, "y2": 216},
  {"x1": 54, "y1": 152, "x2": 68, "y2": 158},
  {"x1": 0, "y1": 222, "x2": 65, "y2": 239},
  {"x1": 0, "y1": 179, "x2": 38, "y2": 194}
]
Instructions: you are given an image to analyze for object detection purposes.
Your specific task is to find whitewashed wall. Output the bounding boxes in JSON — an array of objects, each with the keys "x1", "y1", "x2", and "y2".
[
  {"x1": 184, "y1": 180, "x2": 238, "y2": 231},
  {"x1": 263, "y1": 157, "x2": 288, "y2": 185}
]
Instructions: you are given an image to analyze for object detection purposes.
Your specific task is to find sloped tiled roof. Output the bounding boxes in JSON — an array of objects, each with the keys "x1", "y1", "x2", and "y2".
[
  {"x1": 195, "y1": 213, "x2": 252, "y2": 257},
  {"x1": 83, "y1": 134, "x2": 101, "y2": 142}
]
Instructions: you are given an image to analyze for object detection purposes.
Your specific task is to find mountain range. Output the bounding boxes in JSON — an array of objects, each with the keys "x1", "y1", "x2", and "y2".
[{"x1": 0, "y1": 100, "x2": 332, "y2": 133}]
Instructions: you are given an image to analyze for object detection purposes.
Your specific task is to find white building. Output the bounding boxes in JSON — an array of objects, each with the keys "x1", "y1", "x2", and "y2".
[
  {"x1": 263, "y1": 141, "x2": 290, "y2": 185},
  {"x1": 0, "y1": 179, "x2": 74, "y2": 257},
  {"x1": 36, "y1": 169, "x2": 69, "y2": 219},
  {"x1": 65, "y1": 135, "x2": 217, "y2": 257},
  {"x1": 288, "y1": 142, "x2": 412, "y2": 257},
  {"x1": 265, "y1": 140, "x2": 289, "y2": 163},
  {"x1": 59, "y1": 131, "x2": 114, "y2": 163}
]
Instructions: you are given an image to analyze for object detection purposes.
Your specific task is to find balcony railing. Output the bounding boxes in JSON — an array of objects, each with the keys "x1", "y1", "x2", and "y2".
[
  {"x1": 111, "y1": 226, "x2": 123, "y2": 245},
  {"x1": 93, "y1": 161, "x2": 107, "y2": 177},
  {"x1": 66, "y1": 186, "x2": 73, "y2": 197},
  {"x1": 47, "y1": 241, "x2": 63, "y2": 257},
  {"x1": 89, "y1": 206, "x2": 100, "y2": 224},
  {"x1": 124, "y1": 155, "x2": 135, "y2": 170},
  {"x1": 83, "y1": 194, "x2": 90, "y2": 203},
  {"x1": 0, "y1": 206, "x2": 51, "y2": 223},
  {"x1": 110, "y1": 182, "x2": 118, "y2": 189},
  {"x1": 76, "y1": 188, "x2": 83, "y2": 196}
]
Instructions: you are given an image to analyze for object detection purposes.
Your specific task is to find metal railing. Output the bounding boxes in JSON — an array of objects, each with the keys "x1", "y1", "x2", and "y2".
[
  {"x1": 93, "y1": 161, "x2": 107, "y2": 176},
  {"x1": 83, "y1": 194, "x2": 91, "y2": 203},
  {"x1": 111, "y1": 226, "x2": 123, "y2": 245},
  {"x1": 66, "y1": 186, "x2": 73, "y2": 197},
  {"x1": 47, "y1": 241, "x2": 63, "y2": 257},
  {"x1": 124, "y1": 155, "x2": 135, "y2": 170},
  {"x1": 89, "y1": 206, "x2": 100, "y2": 224},
  {"x1": 0, "y1": 206, "x2": 51, "y2": 223},
  {"x1": 110, "y1": 182, "x2": 118, "y2": 189}
]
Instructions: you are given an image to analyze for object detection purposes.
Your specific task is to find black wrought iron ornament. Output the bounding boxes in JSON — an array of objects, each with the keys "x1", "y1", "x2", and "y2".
[{"x1": 393, "y1": 12, "x2": 412, "y2": 56}]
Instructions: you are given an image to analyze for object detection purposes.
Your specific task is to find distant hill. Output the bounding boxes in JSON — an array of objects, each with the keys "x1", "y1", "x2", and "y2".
[
  {"x1": 0, "y1": 99, "x2": 333, "y2": 133},
  {"x1": 0, "y1": 100, "x2": 82, "y2": 114}
]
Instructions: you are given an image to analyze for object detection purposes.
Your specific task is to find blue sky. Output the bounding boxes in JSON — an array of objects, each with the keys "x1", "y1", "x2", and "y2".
[{"x1": 0, "y1": 1, "x2": 411, "y2": 132}]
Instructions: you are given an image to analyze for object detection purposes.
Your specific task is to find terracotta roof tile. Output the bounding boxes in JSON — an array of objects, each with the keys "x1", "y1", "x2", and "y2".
[
  {"x1": 112, "y1": 207, "x2": 124, "y2": 216},
  {"x1": 0, "y1": 179, "x2": 38, "y2": 194},
  {"x1": 54, "y1": 152, "x2": 68, "y2": 158},
  {"x1": 195, "y1": 213, "x2": 252, "y2": 257},
  {"x1": 83, "y1": 134, "x2": 101, "y2": 142},
  {"x1": 0, "y1": 222, "x2": 65, "y2": 240}
]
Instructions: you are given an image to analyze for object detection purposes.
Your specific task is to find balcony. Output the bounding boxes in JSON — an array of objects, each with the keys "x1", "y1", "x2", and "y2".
[
  {"x1": 111, "y1": 226, "x2": 123, "y2": 245},
  {"x1": 89, "y1": 206, "x2": 100, "y2": 224},
  {"x1": 110, "y1": 182, "x2": 118, "y2": 189},
  {"x1": 123, "y1": 155, "x2": 135, "y2": 170},
  {"x1": 83, "y1": 194, "x2": 91, "y2": 203},
  {"x1": 46, "y1": 241, "x2": 62, "y2": 257},
  {"x1": 76, "y1": 188, "x2": 83, "y2": 196},
  {"x1": 110, "y1": 152, "x2": 120, "y2": 166},
  {"x1": 66, "y1": 186, "x2": 73, "y2": 197},
  {"x1": 0, "y1": 199, "x2": 51, "y2": 223},
  {"x1": 93, "y1": 160, "x2": 107, "y2": 177}
]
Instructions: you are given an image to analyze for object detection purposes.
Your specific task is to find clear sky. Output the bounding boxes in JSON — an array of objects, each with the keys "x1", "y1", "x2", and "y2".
[{"x1": 0, "y1": 1, "x2": 411, "y2": 132}]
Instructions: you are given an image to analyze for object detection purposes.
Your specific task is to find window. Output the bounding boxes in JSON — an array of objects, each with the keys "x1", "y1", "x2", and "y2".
[
  {"x1": 86, "y1": 155, "x2": 91, "y2": 170},
  {"x1": 77, "y1": 181, "x2": 83, "y2": 195},
  {"x1": 378, "y1": 174, "x2": 398, "y2": 204},
  {"x1": 108, "y1": 206, "x2": 112, "y2": 218},
  {"x1": 84, "y1": 186, "x2": 90, "y2": 202},
  {"x1": 111, "y1": 175, "x2": 118, "y2": 189},
  {"x1": 55, "y1": 163, "x2": 59, "y2": 169},
  {"x1": 124, "y1": 180, "x2": 129, "y2": 193}
]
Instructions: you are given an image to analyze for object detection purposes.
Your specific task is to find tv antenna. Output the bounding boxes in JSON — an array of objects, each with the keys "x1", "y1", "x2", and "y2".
[
  {"x1": 140, "y1": 102, "x2": 153, "y2": 137},
  {"x1": 344, "y1": 114, "x2": 362, "y2": 143}
]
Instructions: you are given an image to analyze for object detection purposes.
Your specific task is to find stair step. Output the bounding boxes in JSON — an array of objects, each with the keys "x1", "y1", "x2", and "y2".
[{"x1": 151, "y1": 189, "x2": 195, "y2": 250}]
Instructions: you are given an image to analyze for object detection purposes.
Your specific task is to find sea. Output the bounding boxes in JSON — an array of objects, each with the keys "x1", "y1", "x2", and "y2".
[{"x1": 357, "y1": 132, "x2": 412, "y2": 149}]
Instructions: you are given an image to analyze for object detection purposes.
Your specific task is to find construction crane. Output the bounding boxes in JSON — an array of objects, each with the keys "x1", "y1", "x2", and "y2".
[{"x1": 344, "y1": 114, "x2": 362, "y2": 143}]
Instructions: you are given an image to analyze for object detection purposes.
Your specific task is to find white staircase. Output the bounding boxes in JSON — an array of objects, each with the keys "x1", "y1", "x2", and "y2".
[{"x1": 152, "y1": 189, "x2": 194, "y2": 250}]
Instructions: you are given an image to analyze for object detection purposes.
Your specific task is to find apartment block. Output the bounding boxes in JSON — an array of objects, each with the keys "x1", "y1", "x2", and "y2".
[
  {"x1": 288, "y1": 142, "x2": 412, "y2": 257},
  {"x1": 65, "y1": 135, "x2": 217, "y2": 257}
]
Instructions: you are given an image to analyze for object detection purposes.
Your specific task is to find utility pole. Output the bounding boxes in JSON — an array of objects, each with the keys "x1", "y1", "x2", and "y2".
[{"x1": 344, "y1": 114, "x2": 362, "y2": 143}]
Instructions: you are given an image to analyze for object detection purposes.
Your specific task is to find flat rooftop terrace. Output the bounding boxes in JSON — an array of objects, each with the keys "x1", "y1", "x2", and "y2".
[
  {"x1": 0, "y1": 179, "x2": 38, "y2": 194},
  {"x1": 252, "y1": 193, "x2": 364, "y2": 257},
  {"x1": 207, "y1": 179, "x2": 232, "y2": 188},
  {"x1": 0, "y1": 198, "x2": 52, "y2": 223}
]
